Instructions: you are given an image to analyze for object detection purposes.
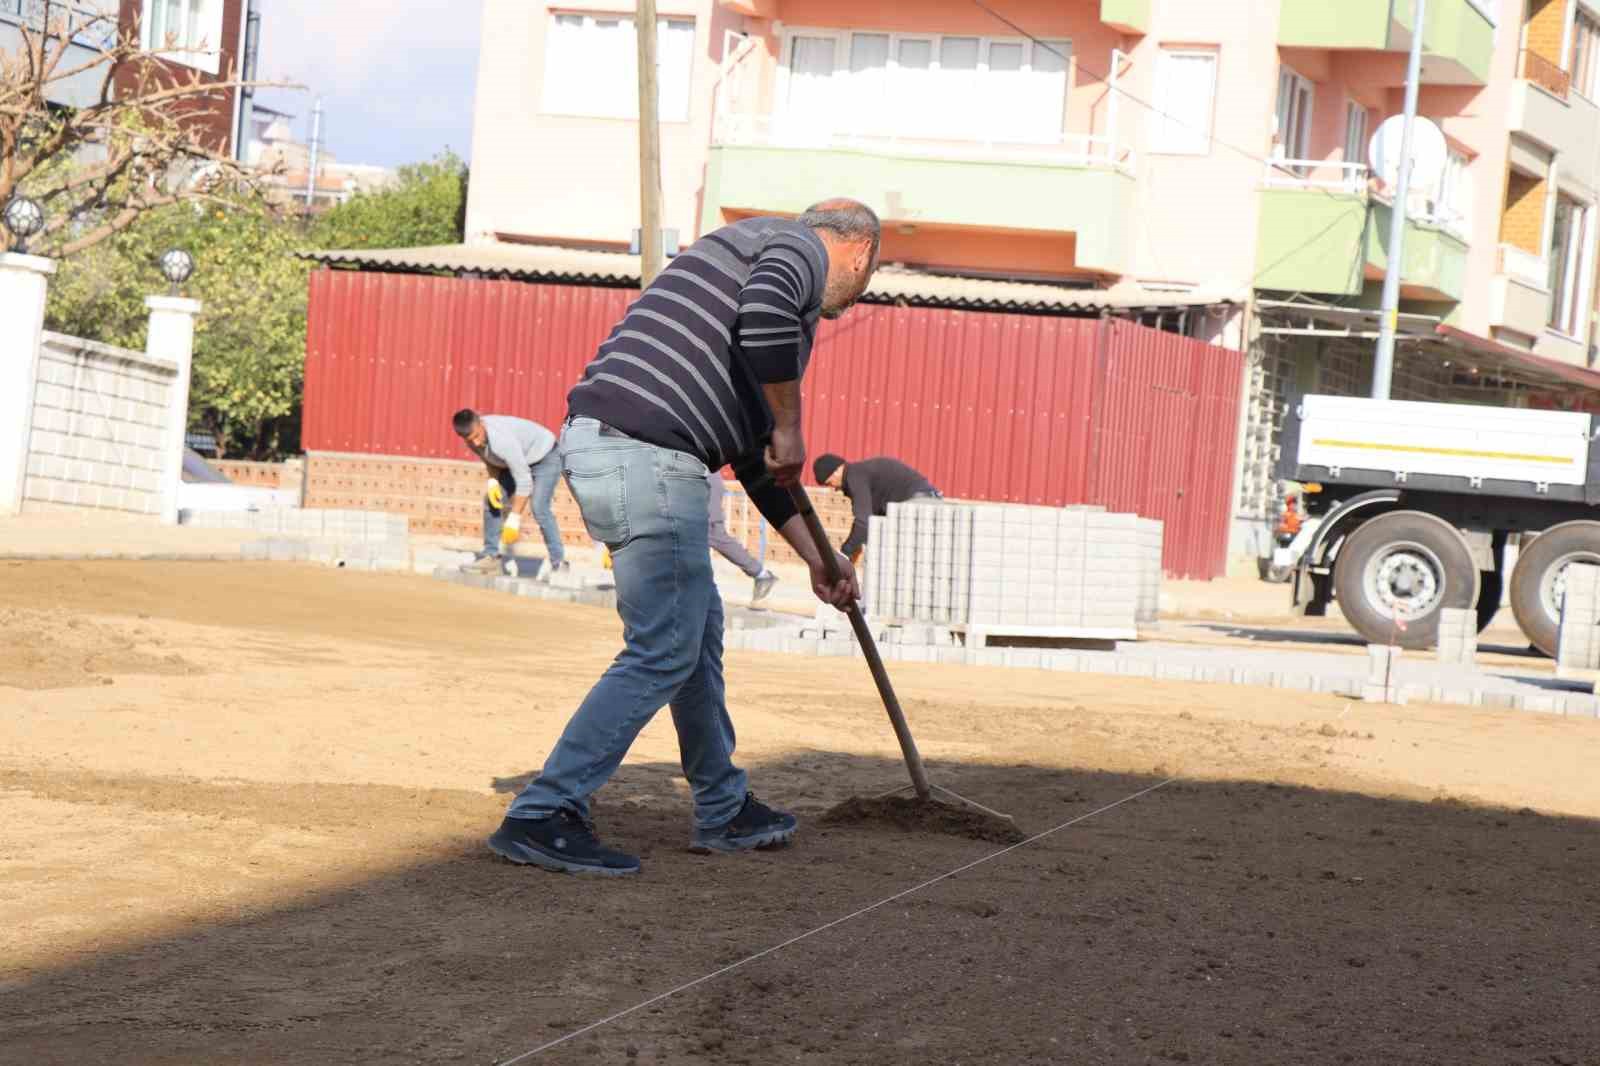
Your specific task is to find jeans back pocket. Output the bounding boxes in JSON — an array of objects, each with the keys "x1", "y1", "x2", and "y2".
[{"x1": 565, "y1": 463, "x2": 630, "y2": 548}]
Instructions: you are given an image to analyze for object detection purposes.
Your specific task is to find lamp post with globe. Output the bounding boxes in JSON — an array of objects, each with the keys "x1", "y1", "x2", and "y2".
[
  {"x1": 159, "y1": 248, "x2": 196, "y2": 297},
  {"x1": 2, "y1": 196, "x2": 45, "y2": 255}
]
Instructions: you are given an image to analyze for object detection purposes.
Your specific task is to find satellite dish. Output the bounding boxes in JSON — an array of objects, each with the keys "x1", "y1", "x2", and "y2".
[{"x1": 1367, "y1": 115, "x2": 1447, "y2": 194}]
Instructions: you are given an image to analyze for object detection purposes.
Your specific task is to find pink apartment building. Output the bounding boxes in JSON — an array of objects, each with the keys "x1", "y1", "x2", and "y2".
[{"x1": 450, "y1": 0, "x2": 1600, "y2": 564}]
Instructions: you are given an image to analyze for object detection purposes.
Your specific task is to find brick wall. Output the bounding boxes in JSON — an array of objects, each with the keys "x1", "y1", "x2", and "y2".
[
  {"x1": 114, "y1": 0, "x2": 245, "y2": 156},
  {"x1": 303, "y1": 452, "x2": 857, "y2": 565},
  {"x1": 1525, "y1": 0, "x2": 1566, "y2": 63},
  {"x1": 23, "y1": 334, "x2": 176, "y2": 514},
  {"x1": 213, "y1": 458, "x2": 304, "y2": 496},
  {"x1": 1501, "y1": 169, "x2": 1548, "y2": 254}
]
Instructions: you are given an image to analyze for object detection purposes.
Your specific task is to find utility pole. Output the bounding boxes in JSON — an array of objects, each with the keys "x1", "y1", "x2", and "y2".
[
  {"x1": 635, "y1": 0, "x2": 665, "y2": 285},
  {"x1": 1372, "y1": 0, "x2": 1427, "y2": 401},
  {"x1": 305, "y1": 96, "x2": 324, "y2": 214}
]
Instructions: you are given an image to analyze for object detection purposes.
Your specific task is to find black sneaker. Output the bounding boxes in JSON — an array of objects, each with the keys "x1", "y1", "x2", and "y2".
[
  {"x1": 690, "y1": 793, "x2": 797, "y2": 854},
  {"x1": 487, "y1": 812, "x2": 640, "y2": 876}
]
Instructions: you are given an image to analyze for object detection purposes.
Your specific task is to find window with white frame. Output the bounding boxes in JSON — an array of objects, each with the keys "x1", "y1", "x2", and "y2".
[
  {"x1": 1431, "y1": 149, "x2": 1473, "y2": 236},
  {"x1": 142, "y1": 0, "x2": 224, "y2": 74},
  {"x1": 1152, "y1": 48, "x2": 1217, "y2": 154},
  {"x1": 1548, "y1": 192, "x2": 1593, "y2": 335},
  {"x1": 1571, "y1": 6, "x2": 1600, "y2": 100},
  {"x1": 1343, "y1": 101, "x2": 1368, "y2": 165},
  {"x1": 777, "y1": 31, "x2": 1070, "y2": 144},
  {"x1": 1274, "y1": 67, "x2": 1313, "y2": 169},
  {"x1": 542, "y1": 13, "x2": 695, "y2": 122}
]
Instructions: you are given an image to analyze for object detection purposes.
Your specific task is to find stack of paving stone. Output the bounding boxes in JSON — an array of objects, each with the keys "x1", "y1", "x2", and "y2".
[
  {"x1": 199, "y1": 506, "x2": 422, "y2": 572},
  {"x1": 864, "y1": 501, "x2": 1162, "y2": 636},
  {"x1": 1435, "y1": 607, "x2": 1478, "y2": 667},
  {"x1": 1556, "y1": 563, "x2": 1600, "y2": 681}
]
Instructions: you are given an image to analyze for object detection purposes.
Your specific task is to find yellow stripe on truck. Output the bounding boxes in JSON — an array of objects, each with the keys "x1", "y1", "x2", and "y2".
[{"x1": 1310, "y1": 439, "x2": 1573, "y2": 465}]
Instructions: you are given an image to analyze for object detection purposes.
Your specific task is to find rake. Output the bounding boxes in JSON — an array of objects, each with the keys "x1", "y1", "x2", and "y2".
[{"x1": 787, "y1": 484, "x2": 1011, "y2": 822}]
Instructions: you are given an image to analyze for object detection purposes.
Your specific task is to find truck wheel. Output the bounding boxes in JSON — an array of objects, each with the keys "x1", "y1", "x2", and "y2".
[
  {"x1": 1333, "y1": 511, "x2": 1479, "y2": 650},
  {"x1": 1476, "y1": 570, "x2": 1503, "y2": 633},
  {"x1": 1509, "y1": 521, "x2": 1600, "y2": 657}
]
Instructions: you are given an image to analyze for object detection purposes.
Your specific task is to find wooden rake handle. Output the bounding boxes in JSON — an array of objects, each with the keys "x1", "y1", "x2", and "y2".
[{"x1": 786, "y1": 484, "x2": 931, "y2": 800}]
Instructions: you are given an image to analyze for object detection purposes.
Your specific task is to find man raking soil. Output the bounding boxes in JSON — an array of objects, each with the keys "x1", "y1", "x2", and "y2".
[{"x1": 487, "y1": 201, "x2": 881, "y2": 876}]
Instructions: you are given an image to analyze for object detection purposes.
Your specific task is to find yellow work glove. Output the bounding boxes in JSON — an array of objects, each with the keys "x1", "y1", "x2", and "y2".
[
  {"x1": 499, "y1": 511, "x2": 522, "y2": 547},
  {"x1": 485, "y1": 479, "x2": 505, "y2": 512}
]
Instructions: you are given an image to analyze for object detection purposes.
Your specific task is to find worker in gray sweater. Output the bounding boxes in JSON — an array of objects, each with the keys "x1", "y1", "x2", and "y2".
[{"x1": 453, "y1": 409, "x2": 567, "y2": 577}]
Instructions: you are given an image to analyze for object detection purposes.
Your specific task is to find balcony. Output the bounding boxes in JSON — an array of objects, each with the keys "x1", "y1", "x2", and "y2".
[
  {"x1": 1365, "y1": 199, "x2": 1469, "y2": 302},
  {"x1": 1278, "y1": 0, "x2": 1495, "y2": 85},
  {"x1": 1489, "y1": 244, "x2": 1552, "y2": 342},
  {"x1": 1510, "y1": 58, "x2": 1600, "y2": 190},
  {"x1": 704, "y1": 115, "x2": 1138, "y2": 275},
  {"x1": 1255, "y1": 161, "x2": 1469, "y2": 300}
]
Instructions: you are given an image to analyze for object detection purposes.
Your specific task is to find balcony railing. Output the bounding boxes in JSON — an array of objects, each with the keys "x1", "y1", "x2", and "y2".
[
  {"x1": 1520, "y1": 48, "x2": 1571, "y2": 100},
  {"x1": 1498, "y1": 243, "x2": 1550, "y2": 288},
  {"x1": 1262, "y1": 159, "x2": 1370, "y2": 194},
  {"x1": 0, "y1": 0, "x2": 118, "y2": 49},
  {"x1": 713, "y1": 113, "x2": 1136, "y2": 174}
]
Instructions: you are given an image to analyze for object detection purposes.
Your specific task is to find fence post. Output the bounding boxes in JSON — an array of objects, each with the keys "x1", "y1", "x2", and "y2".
[
  {"x1": 0, "y1": 252, "x2": 56, "y2": 516},
  {"x1": 145, "y1": 295, "x2": 202, "y2": 524}
]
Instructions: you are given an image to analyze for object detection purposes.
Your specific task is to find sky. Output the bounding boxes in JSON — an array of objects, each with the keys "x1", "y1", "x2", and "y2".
[{"x1": 251, "y1": 0, "x2": 484, "y2": 169}]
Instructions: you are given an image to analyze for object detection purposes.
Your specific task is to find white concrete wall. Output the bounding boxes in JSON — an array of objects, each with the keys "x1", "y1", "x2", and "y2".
[{"x1": 23, "y1": 333, "x2": 179, "y2": 515}]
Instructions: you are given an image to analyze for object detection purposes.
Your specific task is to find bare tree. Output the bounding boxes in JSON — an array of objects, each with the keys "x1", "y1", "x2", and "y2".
[{"x1": 0, "y1": 2, "x2": 291, "y2": 256}]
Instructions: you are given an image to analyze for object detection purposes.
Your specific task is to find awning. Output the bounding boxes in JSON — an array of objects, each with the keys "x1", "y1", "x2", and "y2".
[
  {"x1": 302, "y1": 242, "x2": 1242, "y2": 315},
  {"x1": 1256, "y1": 298, "x2": 1600, "y2": 395},
  {"x1": 1433, "y1": 324, "x2": 1600, "y2": 392}
]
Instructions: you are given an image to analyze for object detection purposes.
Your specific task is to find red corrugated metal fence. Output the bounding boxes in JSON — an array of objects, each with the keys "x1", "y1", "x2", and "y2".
[{"x1": 304, "y1": 270, "x2": 1244, "y2": 578}]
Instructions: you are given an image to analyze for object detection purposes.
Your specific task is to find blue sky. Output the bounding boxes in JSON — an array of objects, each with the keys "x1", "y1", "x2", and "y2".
[{"x1": 252, "y1": 1, "x2": 483, "y2": 168}]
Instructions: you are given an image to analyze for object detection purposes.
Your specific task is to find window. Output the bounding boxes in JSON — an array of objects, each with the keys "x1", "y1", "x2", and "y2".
[
  {"x1": 1548, "y1": 193, "x2": 1593, "y2": 335},
  {"x1": 1572, "y1": 7, "x2": 1600, "y2": 100},
  {"x1": 542, "y1": 14, "x2": 695, "y2": 122},
  {"x1": 142, "y1": 0, "x2": 223, "y2": 74},
  {"x1": 1274, "y1": 67, "x2": 1314, "y2": 166},
  {"x1": 1343, "y1": 101, "x2": 1369, "y2": 165},
  {"x1": 1153, "y1": 49, "x2": 1218, "y2": 154},
  {"x1": 1433, "y1": 150, "x2": 1473, "y2": 236},
  {"x1": 778, "y1": 31, "x2": 1069, "y2": 144}
]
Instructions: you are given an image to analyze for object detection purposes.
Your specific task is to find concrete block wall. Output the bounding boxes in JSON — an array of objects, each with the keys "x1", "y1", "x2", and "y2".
[
  {"x1": 302, "y1": 452, "x2": 855, "y2": 565},
  {"x1": 866, "y1": 501, "x2": 1163, "y2": 632},
  {"x1": 21, "y1": 334, "x2": 177, "y2": 515}
]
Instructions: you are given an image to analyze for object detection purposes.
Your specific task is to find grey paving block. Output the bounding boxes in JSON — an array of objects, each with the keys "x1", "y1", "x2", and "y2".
[{"x1": 240, "y1": 540, "x2": 270, "y2": 561}]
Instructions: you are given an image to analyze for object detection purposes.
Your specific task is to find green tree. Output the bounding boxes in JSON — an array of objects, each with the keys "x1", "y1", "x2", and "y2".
[
  {"x1": 46, "y1": 199, "x2": 310, "y2": 460},
  {"x1": 308, "y1": 151, "x2": 468, "y2": 251},
  {"x1": 42, "y1": 153, "x2": 470, "y2": 460}
]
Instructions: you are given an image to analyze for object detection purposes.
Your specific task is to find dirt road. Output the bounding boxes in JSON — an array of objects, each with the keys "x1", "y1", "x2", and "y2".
[{"x1": 2, "y1": 561, "x2": 1597, "y2": 1065}]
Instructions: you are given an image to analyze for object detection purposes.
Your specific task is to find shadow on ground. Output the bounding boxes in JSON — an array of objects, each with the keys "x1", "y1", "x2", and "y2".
[
  {"x1": 3, "y1": 754, "x2": 1598, "y2": 1066},
  {"x1": 1197, "y1": 623, "x2": 1544, "y2": 659}
]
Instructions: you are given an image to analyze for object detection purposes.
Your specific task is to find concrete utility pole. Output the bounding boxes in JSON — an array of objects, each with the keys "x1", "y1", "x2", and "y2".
[
  {"x1": 234, "y1": 0, "x2": 261, "y2": 161},
  {"x1": 305, "y1": 96, "x2": 324, "y2": 213},
  {"x1": 1372, "y1": 0, "x2": 1427, "y2": 401},
  {"x1": 635, "y1": 0, "x2": 665, "y2": 285}
]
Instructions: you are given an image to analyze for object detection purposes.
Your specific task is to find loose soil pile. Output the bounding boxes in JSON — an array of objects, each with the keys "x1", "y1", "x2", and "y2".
[
  {"x1": 2, "y1": 561, "x2": 1598, "y2": 1065},
  {"x1": 820, "y1": 794, "x2": 1025, "y2": 843}
]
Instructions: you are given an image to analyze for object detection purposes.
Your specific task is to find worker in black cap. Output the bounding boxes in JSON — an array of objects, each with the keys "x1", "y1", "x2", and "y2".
[{"x1": 813, "y1": 453, "x2": 943, "y2": 563}]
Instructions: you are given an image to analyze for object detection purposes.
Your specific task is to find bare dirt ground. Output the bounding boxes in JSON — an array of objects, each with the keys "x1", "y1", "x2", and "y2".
[{"x1": 2, "y1": 561, "x2": 1598, "y2": 1066}]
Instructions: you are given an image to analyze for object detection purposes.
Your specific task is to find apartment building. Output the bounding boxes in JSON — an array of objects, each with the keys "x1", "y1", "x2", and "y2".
[{"x1": 460, "y1": 0, "x2": 1600, "y2": 567}]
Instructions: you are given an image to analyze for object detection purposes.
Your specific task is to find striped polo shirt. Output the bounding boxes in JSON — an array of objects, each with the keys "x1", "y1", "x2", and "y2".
[{"x1": 567, "y1": 217, "x2": 830, "y2": 526}]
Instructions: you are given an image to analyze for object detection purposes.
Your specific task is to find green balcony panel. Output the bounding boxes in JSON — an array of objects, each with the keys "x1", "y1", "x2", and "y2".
[
  {"x1": 1279, "y1": 0, "x2": 1493, "y2": 84},
  {"x1": 703, "y1": 145, "x2": 1136, "y2": 275},
  {"x1": 1365, "y1": 202, "x2": 1469, "y2": 302},
  {"x1": 1100, "y1": 0, "x2": 1149, "y2": 34},
  {"x1": 1256, "y1": 189, "x2": 1369, "y2": 296}
]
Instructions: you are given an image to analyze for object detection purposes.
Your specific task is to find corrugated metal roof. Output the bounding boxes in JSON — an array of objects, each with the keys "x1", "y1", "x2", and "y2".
[{"x1": 301, "y1": 242, "x2": 1240, "y2": 313}]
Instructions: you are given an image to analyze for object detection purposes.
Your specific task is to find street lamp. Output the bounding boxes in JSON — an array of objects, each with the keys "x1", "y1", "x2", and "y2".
[
  {"x1": 159, "y1": 248, "x2": 195, "y2": 296},
  {"x1": 2, "y1": 196, "x2": 45, "y2": 255}
]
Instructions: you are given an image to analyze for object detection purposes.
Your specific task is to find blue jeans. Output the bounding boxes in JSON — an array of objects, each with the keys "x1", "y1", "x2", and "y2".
[
  {"x1": 484, "y1": 451, "x2": 565, "y2": 567},
  {"x1": 507, "y1": 417, "x2": 748, "y2": 829}
]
